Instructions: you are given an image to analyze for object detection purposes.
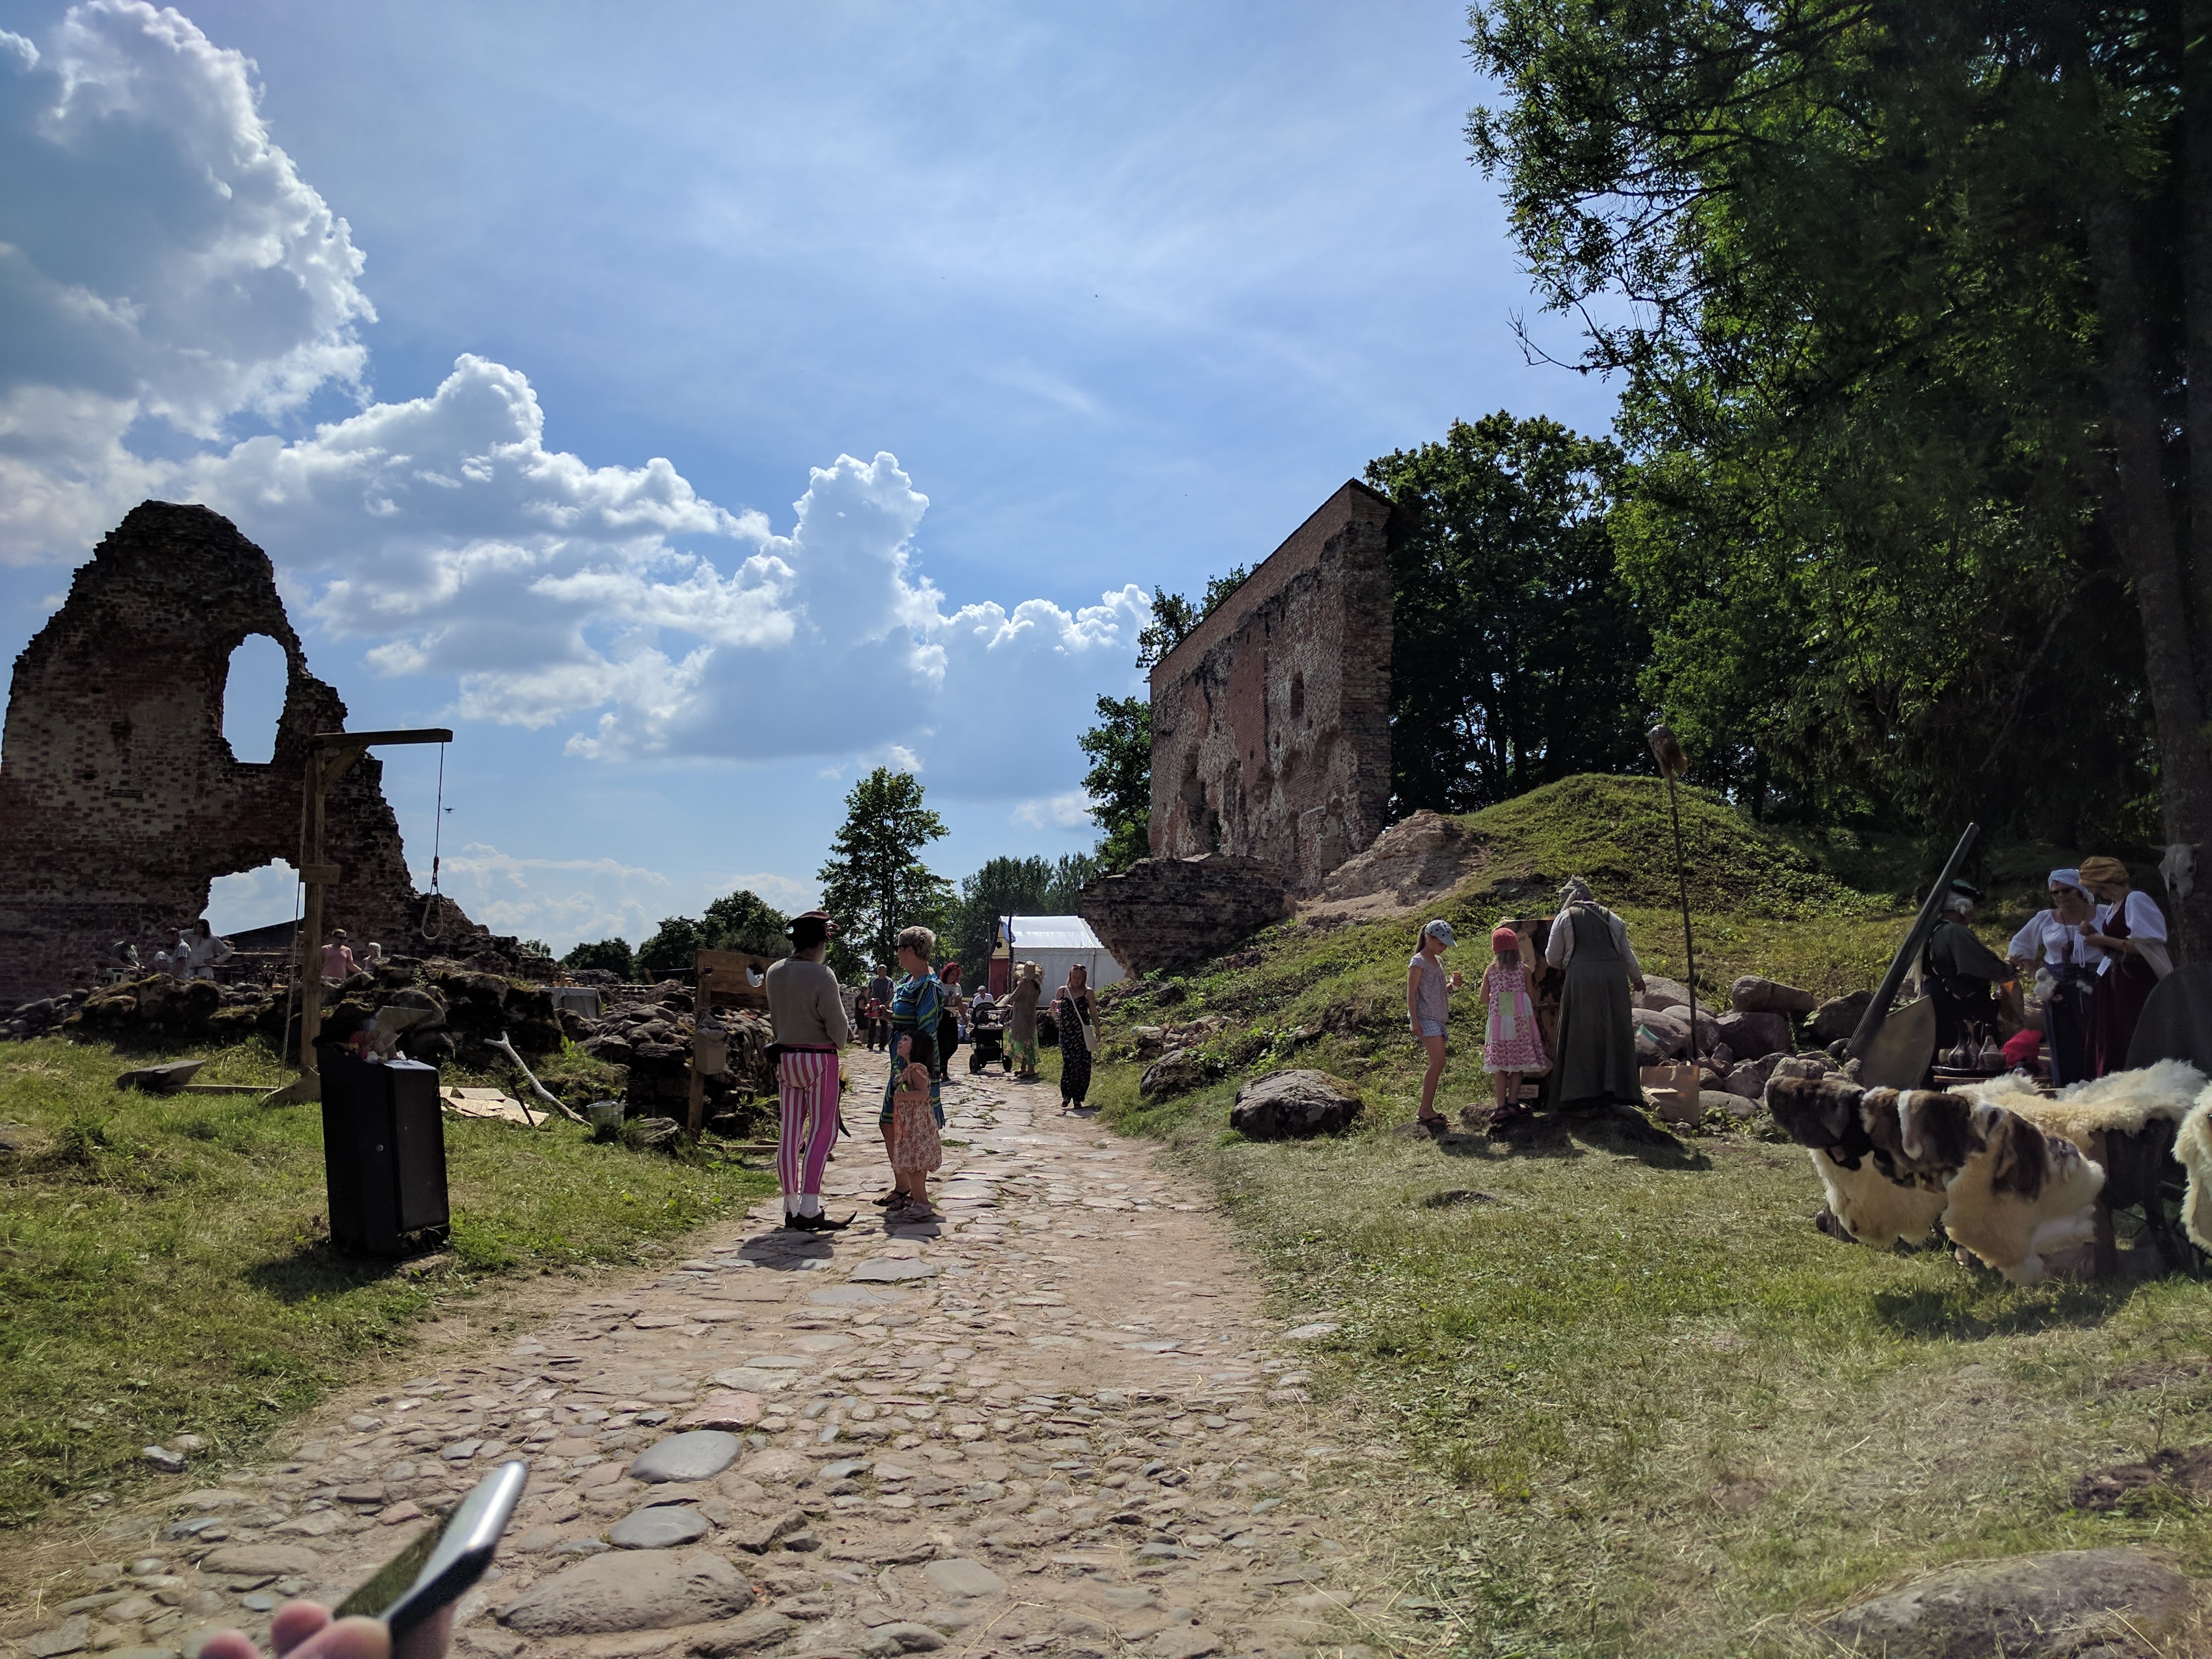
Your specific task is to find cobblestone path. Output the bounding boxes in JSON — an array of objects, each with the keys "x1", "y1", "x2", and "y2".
[{"x1": 6, "y1": 1056, "x2": 1417, "y2": 1659}]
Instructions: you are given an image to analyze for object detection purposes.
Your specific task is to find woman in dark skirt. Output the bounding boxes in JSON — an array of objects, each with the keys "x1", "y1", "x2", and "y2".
[
  {"x1": 1054, "y1": 964, "x2": 1097, "y2": 1110},
  {"x1": 2079, "y1": 855, "x2": 2171, "y2": 1076},
  {"x1": 1542, "y1": 878, "x2": 1647, "y2": 1108}
]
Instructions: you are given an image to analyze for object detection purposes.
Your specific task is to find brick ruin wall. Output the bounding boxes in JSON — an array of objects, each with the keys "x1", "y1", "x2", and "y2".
[
  {"x1": 0, "y1": 501, "x2": 489, "y2": 1004},
  {"x1": 1147, "y1": 479, "x2": 1395, "y2": 895}
]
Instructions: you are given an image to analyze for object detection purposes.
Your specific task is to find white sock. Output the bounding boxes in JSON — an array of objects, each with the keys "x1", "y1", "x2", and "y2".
[{"x1": 799, "y1": 1193, "x2": 822, "y2": 1217}]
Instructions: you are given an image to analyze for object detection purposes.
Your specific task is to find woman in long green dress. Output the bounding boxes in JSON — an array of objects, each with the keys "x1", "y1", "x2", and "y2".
[{"x1": 1542, "y1": 878, "x2": 1646, "y2": 1108}]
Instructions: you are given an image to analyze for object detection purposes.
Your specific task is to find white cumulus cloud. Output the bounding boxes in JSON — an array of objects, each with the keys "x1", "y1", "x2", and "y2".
[
  {"x1": 0, "y1": 0, "x2": 373, "y2": 557},
  {"x1": 0, "y1": 0, "x2": 1151, "y2": 811}
]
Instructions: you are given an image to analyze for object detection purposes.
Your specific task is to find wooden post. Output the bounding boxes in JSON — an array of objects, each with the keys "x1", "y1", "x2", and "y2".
[{"x1": 267, "y1": 730, "x2": 451, "y2": 1105}]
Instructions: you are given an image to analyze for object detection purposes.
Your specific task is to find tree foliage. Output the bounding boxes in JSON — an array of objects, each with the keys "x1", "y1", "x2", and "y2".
[
  {"x1": 701, "y1": 889, "x2": 789, "y2": 957},
  {"x1": 1367, "y1": 412, "x2": 1647, "y2": 814},
  {"x1": 817, "y1": 767, "x2": 953, "y2": 974},
  {"x1": 1078, "y1": 695, "x2": 1153, "y2": 872},
  {"x1": 562, "y1": 936, "x2": 634, "y2": 979},
  {"x1": 1465, "y1": 0, "x2": 2208, "y2": 926},
  {"x1": 635, "y1": 916, "x2": 703, "y2": 981}
]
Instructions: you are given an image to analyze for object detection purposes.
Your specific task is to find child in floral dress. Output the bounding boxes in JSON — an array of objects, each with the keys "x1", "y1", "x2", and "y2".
[
  {"x1": 1482, "y1": 924, "x2": 1547, "y2": 1118},
  {"x1": 889, "y1": 1030, "x2": 944, "y2": 1223}
]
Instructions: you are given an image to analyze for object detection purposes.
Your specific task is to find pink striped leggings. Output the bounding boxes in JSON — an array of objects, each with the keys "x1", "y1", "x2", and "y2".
[{"x1": 776, "y1": 1049, "x2": 840, "y2": 1199}]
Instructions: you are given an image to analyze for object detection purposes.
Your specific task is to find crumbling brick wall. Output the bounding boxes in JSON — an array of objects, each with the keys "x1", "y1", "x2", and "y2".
[
  {"x1": 1147, "y1": 480, "x2": 1395, "y2": 894},
  {"x1": 0, "y1": 501, "x2": 481, "y2": 1003}
]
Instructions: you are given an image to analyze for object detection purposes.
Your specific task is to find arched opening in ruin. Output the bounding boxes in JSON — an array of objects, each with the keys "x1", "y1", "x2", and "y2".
[
  {"x1": 1289, "y1": 670, "x2": 1305, "y2": 722},
  {"x1": 222, "y1": 633, "x2": 289, "y2": 764},
  {"x1": 205, "y1": 858, "x2": 300, "y2": 940}
]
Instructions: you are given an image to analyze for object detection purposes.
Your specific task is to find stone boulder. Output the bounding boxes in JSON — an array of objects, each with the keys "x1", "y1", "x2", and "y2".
[
  {"x1": 1140, "y1": 1048, "x2": 1210, "y2": 1100},
  {"x1": 1724, "y1": 1054, "x2": 1785, "y2": 1101},
  {"x1": 1632, "y1": 1006, "x2": 1719, "y2": 1059},
  {"x1": 1228, "y1": 1070, "x2": 1363, "y2": 1139},
  {"x1": 1716, "y1": 1010, "x2": 1790, "y2": 1061},
  {"x1": 1812, "y1": 989, "x2": 1874, "y2": 1045},
  {"x1": 1817, "y1": 1547, "x2": 2192, "y2": 1658},
  {"x1": 1731, "y1": 974, "x2": 1816, "y2": 1015},
  {"x1": 499, "y1": 1550, "x2": 755, "y2": 1635},
  {"x1": 1634, "y1": 975, "x2": 1715, "y2": 1015}
]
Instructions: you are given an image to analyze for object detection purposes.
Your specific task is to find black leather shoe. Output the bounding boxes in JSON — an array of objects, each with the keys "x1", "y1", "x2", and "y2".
[{"x1": 785, "y1": 1210, "x2": 854, "y2": 1232}]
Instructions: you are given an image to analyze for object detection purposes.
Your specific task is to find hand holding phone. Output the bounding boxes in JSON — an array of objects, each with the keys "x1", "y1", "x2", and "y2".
[{"x1": 336, "y1": 1462, "x2": 528, "y2": 1640}]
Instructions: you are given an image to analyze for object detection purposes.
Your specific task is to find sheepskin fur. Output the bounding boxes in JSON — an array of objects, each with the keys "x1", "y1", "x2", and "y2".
[
  {"x1": 1768, "y1": 1073, "x2": 1947, "y2": 1244},
  {"x1": 1898, "y1": 1092, "x2": 2105, "y2": 1284},
  {"x1": 2175, "y1": 1080, "x2": 2212, "y2": 1253},
  {"x1": 1970, "y1": 1060, "x2": 2205, "y2": 1265},
  {"x1": 1965, "y1": 1058, "x2": 2206, "y2": 1150},
  {"x1": 1807, "y1": 1147, "x2": 1948, "y2": 1246}
]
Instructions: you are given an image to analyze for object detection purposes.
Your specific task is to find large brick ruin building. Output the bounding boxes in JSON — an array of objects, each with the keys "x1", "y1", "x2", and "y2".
[
  {"x1": 1146, "y1": 481, "x2": 1394, "y2": 889},
  {"x1": 1082, "y1": 481, "x2": 1398, "y2": 970},
  {"x1": 0, "y1": 502, "x2": 484, "y2": 1004}
]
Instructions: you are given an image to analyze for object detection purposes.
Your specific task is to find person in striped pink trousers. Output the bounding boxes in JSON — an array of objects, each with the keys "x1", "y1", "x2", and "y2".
[{"x1": 763, "y1": 910, "x2": 853, "y2": 1232}]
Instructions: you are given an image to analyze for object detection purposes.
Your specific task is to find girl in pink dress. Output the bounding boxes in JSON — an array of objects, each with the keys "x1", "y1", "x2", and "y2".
[{"x1": 1482, "y1": 925, "x2": 1547, "y2": 1118}]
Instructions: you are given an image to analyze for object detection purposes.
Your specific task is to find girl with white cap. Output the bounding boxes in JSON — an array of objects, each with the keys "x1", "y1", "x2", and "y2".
[{"x1": 1406, "y1": 918, "x2": 1464, "y2": 1134}]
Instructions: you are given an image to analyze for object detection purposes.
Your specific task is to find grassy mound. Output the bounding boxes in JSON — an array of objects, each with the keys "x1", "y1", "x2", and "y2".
[
  {"x1": 1452, "y1": 774, "x2": 1876, "y2": 920},
  {"x1": 0, "y1": 1036, "x2": 772, "y2": 1527}
]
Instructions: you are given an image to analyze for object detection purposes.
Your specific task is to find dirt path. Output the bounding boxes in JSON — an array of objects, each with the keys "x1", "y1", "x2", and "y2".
[{"x1": 4, "y1": 1054, "x2": 1420, "y2": 1659}]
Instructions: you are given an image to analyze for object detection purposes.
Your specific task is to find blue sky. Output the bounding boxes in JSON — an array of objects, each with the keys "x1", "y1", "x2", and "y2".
[{"x1": 0, "y1": 0, "x2": 1619, "y2": 950}]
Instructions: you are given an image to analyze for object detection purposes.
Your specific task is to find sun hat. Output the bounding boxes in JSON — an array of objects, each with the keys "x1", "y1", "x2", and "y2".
[
  {"x1": 1491, "y1": 924, "x2": 1519, "y2": 952},
  {"x1": 1422, "y1": 918, "x2": 1455, "y2": 946}
]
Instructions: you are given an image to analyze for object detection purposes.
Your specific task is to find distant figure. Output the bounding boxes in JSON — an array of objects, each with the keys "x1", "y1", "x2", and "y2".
[
  {"x1": 866, "y1": 963, "x2": 894, "y2": 1051},
  {"x1": 2007, "y1": 869, "x2": 2101, "y2": 1085},
  {"x1": 1055, "y1": 963, "x2": 1097, "y2": 1112},
  {"x1": 1005, "y1": 962, "x2": 1043, "y2": 1081},
  {"x1": 936, "y1": 959, "x2": 964, "y2": 1080},
  {"x1": 1406, "y1": 918, "x2": 1464, "y2": 1132},
  {"x1": 1921, "y1": 878, "x2": 2015, "y2": 1052},
  {"x1": 179, "y1": 919, "x2": 234, "y2": 981},
  {"x1": 1545, "y1": 879, "x2": 1646, "y2": 1110},
  {"x1": 765, "y1": 910, "x2": 854, "y2": 1232},
  {"x1": 2079, "y1": 855, "x2": 2171, "y2": 1075},
  {"x1": 888, "y1": 1028, "x2": 945, "y2": 1223},
  {"x1": 319, "y1": 928, "x2": 358, "y2": 982},
  {"x1": 1482, "y1": 925, "x2": 1546, "y2": 1122},
  {"x1": 358, "y1": 941, "x2": 385, "y2": 969},
  {"x1": 153, "y1": 928, "x2": 188, "y2": 976},
  {"x1": 109, "y1": 940, "x2": 141, "y2": 981}
]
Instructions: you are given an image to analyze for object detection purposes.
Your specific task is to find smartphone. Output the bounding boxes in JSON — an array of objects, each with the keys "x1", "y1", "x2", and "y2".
[{"x1": 335, "y1": 1461, "x2": 528, "y2": 1639}]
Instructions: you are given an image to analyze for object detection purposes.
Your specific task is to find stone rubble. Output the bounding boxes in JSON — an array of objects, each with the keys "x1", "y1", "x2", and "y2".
[{"x1": 3, "y1": 1054, "x2": 1408, "y2": 1659}]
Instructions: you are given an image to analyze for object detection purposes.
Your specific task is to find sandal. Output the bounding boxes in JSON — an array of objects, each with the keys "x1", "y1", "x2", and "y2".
[{"x1": 1416, "y1": 1112, "x2": 1449, "y2": 1137}]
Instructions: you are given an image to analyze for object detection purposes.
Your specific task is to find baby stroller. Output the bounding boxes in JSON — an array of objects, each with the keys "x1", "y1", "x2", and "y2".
[{"x1": 968, "y1": 1001, "x2": 1011, "y2": 1073}]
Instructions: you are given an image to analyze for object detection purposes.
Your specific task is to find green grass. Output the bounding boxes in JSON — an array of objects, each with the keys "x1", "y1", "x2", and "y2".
[
  {"x1": 1076, "y1": 775, "x2": 2212, "y2": 1656},
  {"x1": 0, "y1": 1034, "x2": 772, "y2": 1527}
]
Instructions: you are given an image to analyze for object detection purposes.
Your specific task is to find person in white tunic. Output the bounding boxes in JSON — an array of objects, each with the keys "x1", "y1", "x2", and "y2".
[{"x1": 2006, "y1": 868, "x2": 2100, "y2": 1083}]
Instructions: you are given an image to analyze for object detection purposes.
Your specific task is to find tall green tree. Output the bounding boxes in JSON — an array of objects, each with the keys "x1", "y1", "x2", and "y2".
[
  {"x1": 1366, "y1": 413, "x2": 1647, "y2": 814},
  {"x1": 635, "y1": 916, "x2": 704, "y2": 981},
  {"x1": 817, "y1": 768, "x2": 953, "y2": 973},
  {"x1": 700, "y1": 889, "x2": 789, "y2": 957},
  {"x1": 562, "y1": 936, "x2": 634, "y2": 979},
  {"x1": 1466, "y1": 1, "x2": 2197, "y2": 920}
]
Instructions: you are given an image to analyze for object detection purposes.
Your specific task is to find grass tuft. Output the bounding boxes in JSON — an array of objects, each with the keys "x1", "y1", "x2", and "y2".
[{"x1": 0, "y1": 1033, "x2": 770, "y2": 1526}]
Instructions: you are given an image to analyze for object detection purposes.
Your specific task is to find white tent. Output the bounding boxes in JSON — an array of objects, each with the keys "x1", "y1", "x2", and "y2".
[{"x1": 1002, "y1": 915, "x2": 1125, "y2": 992}]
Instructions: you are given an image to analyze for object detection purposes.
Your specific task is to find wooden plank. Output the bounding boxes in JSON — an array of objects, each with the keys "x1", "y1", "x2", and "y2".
[{"x1": 695, "y1": 948, "x2": 770, "y2": 1011}]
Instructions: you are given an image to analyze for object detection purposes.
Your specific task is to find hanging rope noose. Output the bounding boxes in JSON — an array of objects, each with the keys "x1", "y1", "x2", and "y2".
[{"x1": 419, "y1": 742, "x2": 448, "y2": 942}]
